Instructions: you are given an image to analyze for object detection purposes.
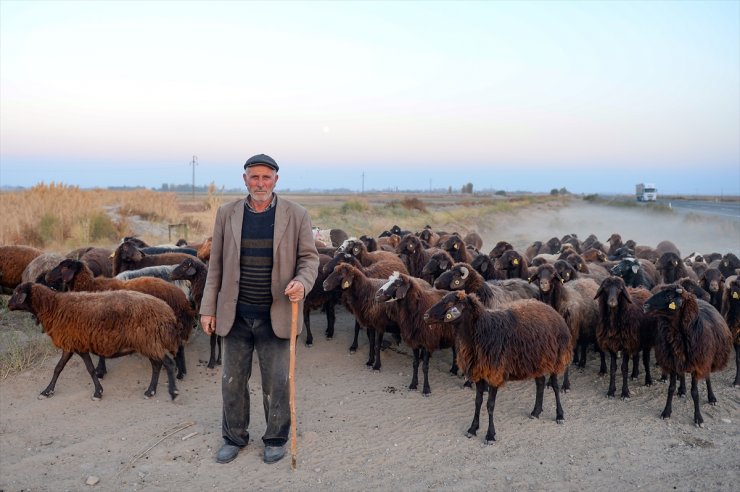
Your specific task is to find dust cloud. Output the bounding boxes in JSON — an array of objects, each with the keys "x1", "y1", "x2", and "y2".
[{"x1": 478, "y1": 200, "x2": 740, "y2": 257}]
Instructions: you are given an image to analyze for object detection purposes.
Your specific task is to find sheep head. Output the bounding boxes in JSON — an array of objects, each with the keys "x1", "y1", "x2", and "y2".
[
  {"x1": 594, "y1": 276, "x2": 631, "y2": 309},
  {"x1": 375, "y1": 271, "x2": 409, "y2": 303},
  {"x1": 8, "y1": 282, "x2": 34, "y2": 312},
  {"x1": 434, "y1": 263, "x2": 473, "y2": 291},
  {"x1": 323, "y1": 263, "x2": 358, "y2": 292},
  {"x1": 643, "y1": 285, "x2": 687, "y2": 317},
  {"x1": 424, "y1": 290, "x2": 468, "y2": 324}
]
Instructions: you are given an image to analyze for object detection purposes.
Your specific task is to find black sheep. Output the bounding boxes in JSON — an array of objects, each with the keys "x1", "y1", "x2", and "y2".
[{"x1": 644, "y1": 285, "x2": 732, "y2": 426}]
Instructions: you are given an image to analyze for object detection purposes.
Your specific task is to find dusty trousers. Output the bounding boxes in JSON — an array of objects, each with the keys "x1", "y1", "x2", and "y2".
[{"x1": 221, "y1": 314, "x2": 291, "y2": 447}]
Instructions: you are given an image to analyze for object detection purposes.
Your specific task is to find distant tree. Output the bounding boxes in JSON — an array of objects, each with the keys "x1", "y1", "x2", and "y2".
[
  {"x1": 550, "y1": 188, "x2": 560, "y2": 195},
  {"x1": 448, "y1": 186, "x2": 452, "y2": 194},
  {"x1": 162, "y1": 183, "x2": 169, "y2": 191},
  {"x1": 494, "y1": 190, "x2": 507, "y2": 196},
  {"x1": 559, "y1": 187, "x2": 569, "y2": 195},
  {"x1": 461, "y1": 182, "x2": 474, "y2": 194}
]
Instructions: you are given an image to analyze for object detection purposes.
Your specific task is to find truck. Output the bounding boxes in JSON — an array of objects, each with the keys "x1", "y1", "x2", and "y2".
[{"x1": 636, "y1": 183, "x2": 657, "y2": 202}]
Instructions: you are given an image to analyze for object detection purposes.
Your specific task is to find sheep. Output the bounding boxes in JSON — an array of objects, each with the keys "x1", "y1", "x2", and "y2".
[
  {"x1": 170, "y1": 256, "x2": 223, "y2": 368},
  {"x1": 418, "y1": 228, "x2": 440, "y2": 247},
  {"x1": 45, "y1": 259, "x2": 195, "y2": 380},
  {"x1": 336, "y1": 238, "x2": 406, "y2": 272},
  {"x1": 543, "y1": 237, "x2": 562, "y2": 254},
  {"x1": 719, "y1": 253, "x2": 740, "y2": 279},
  {"x1": 323, "y1": 262, "x2": 400, "y2": 370},
  {"x1": 582, "y1": 248, "x2": 608, "y2": 263},
  {"x1": 463, "y1": 231, "x2": 483, "y2": 250},
  {"x1": 644, "y1": 284, "x2": 732, "y2": 426},
  {"x1": 434, "y1": 262, "x2": 538, "y2": 309},
  {"x1": 721, "y1": 277, "x2": 740, "y2": 387},
  {"x1": 470, "y1": 253, "x2": 497, "y2": 281},
  {"x1": 607, "y1": 233, "x2": 624, "y2": 257},
  {"x1": 375, "y1": 272, "x2": 457, "y2": 395},
  {"x1": 594, "y1": 277, "x2": 657, "y2": 399},
  {"x1": 490, "y1": 241, "x2": 514, "y2": 259},
  {"x1": 114, "y1": 264, "x2": 191, "y2": 299},
  {"x1": 655, "y1": 240, "x2": 681, "y2": 258},
  {"x1": 313, "y1": 227, "x2": 349, "y2": 248},
  {"x1": 561, "y1": 234, "x2": 581, "y2": 253},
  {"x1": 423, "y1": 291, "x2": 572, "y2": 443},
  {"x1": 609, "y1": 246, "x2": 635, "y2": 261},
  {"x1": 420, "y1": 250, "x2": 456, "y2": 283},
  {"x1": 656, "y1": 252, "x2": 697, "y2": 284},
  {"x1": 610, "y1": 257, "x2": 656, "y2": 290},
  {"x1": 529, "y1": 263, "x2": 603, "y2": 388},
  {"x1": 396, "y1": 234, "x2": 440, "y2": 282},
  {"x1": 698, "y1": 268, "x2": 725, "y2": 312},
  {"x1": 0, "y1": 245, "x2": 43, "y2": 292},
  {"x1": 65, "y1": 247, "x2": 114, "y2": 277},
  {"x1": 121, "y1": 236, "x2": 149, "y2": 248},
  {"x1": 21, "y1": 252, "x2": 65, "y2": 284},
  {"x1": 677, "y1": 278, "x2": 711, "y2": 303},
  {"x1": 441, "y1": 234, "x2": 474, "y2": 264},
  {"x1": 562, "y1": 254, "x2": 610, "y2": 284},
  {"x1": 494, "y1": 250, "x2": 529, "y2": 280},
  {"x1": 112, "y1": 240, "x2": 194, "y2": 276},
  {"x1": 298, "y1": 254, "x2": 340, "y2": 347},
  {"x1": 8, "y1": 282, "x2": 180, "y2": 400}
]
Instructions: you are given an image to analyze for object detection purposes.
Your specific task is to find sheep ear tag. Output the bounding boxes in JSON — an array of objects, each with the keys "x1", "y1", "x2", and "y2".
[
  {"x1": 733, "y1": 291, "x2": 739, "y2": 300},
  {"x1": 668, "y1": 302, "x2": 676, "y2": 310},
  {"x1": 632, "y1": 265, "x2": 639, "y2": 273},
  {"x1": 342, "y1": 280, "x2": 351, "y2": 289},
  {"x1": 445, "y1": 307, "x2": 461, "y2": 321},
  {"x1": 454, "y1": 243, "x2": 459, "y2": 250},
  {"x1": 512, "y1": 258, "x2": 519, "y2": 265}
]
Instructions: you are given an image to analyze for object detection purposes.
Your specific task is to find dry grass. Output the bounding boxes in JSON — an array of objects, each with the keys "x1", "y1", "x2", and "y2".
[{"x1": 0, "y1": 305, "x2": 56, "y2": 380}]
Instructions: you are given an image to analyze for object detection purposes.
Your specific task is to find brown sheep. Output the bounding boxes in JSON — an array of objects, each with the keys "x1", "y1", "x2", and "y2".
[
  {"x1": 0, "y1": 245, "x2": 43, "y2": 292},
  {"x1": 45, "y1": 259, "x2": 195, "y2": 380},
  {"x1": 424, "y1": 291, "x2": 572, "y2": 443},
  {"x1": 434, "y1": 262, "x2": 538, "y2": 309},
  {"x1": 21, "y1": 252, "x2": 65, "y2": 284},
  {"x1": 112, "y1": 240, "x2": 193, "y2": 276},
  {"x1": 494, "y1": 250, "x2": 529, "y2": 280},
  {"x1": 66, "y1": 247, "x2": 114, "y2": 277},
  {"x1": 721, "y1": 277, "x2": 739, "y2": 387},
  {"x1": 441, "y1": 234, "x2": 474, "y2": 264},
  {"x1": 656, "y1": 252, "x2": 697, "y2": 284},
  {"x1": 297, "y1": 254, "x2": 340, "y2": 347},
  {"x1": 396, "y1": 234, "x2": 440, "y2": 282},
  {"x1": 336, "y1": 238, "x2": 405, "y2": 271},
  {"x1": 420, "y1": 250, "x2": 456, "y2": 283},
  {"x1": 594, "y1": 277, "x2": 657, "y2": 399},
  {"x1": 8, "y1": 283, "x2": 180, "y2": 400},
  {"x1": 375, "y1": 272, "x2": 458, "y2": 395},
  {"x1": 644, "y1": 285, "x2": 732, "y2": 426},
  {"x1": 463, "y1": 231, "x2": 483, "y2": 250}
]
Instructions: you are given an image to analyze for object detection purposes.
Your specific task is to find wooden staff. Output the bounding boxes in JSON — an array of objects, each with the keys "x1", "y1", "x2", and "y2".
[{"x1": 289, "y1": 300, "x2": 298, "y2": 470}]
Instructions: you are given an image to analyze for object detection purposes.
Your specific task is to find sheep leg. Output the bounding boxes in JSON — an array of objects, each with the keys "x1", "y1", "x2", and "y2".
[
  {"x1": 642, "y1": 349, "x2": 653, "y2": 386},
  {"x1": 598, "y1": 349, "x2": 607, "y2": 376},
  {"x1": 450, "y1": 345, "x2": 459, "y2": 376},
  {"x1": 162, "y1": 355, "x2": 179, "y2": 401},
  {"x1": 409, "y1": 348, "x2": 421, "y2": 390},
  {"x1": 677, "y1": 373, "x2": 687, "y2": 397},
  {"x1": 421, "y1": 348, "x2": 431, "y2": 396},
  {"x1": 365, "y1": 328, "x2": 376, "y2": 367},
  {"x1": 466, "y1": 381, "x2": 486, "y2": 438},
  {"x1": 705, "y1": 376, "x2": 717, "y2": 405},
  {"x1": 577, "y1": 341, "x2": 588, "y2": 369},
  {"x1": 530, "y1": 376, "x2": 545, "y2": 419},
  {"x1": 630, "y1": 352, "x2": 640, "y2": 380},
  {"x1": 145, "y1": 359, "x2": 163, "y2": 398},
  {"x1": 660, "y1": 372, "x2": 676, "y2": 419},
  {"x1": 572, "y1": 346, "x2": 580, "y2": 367},
  {"x1": 734, "y1": 344, "x2": 740, "y2": 388},
  {"x1": 325, "y1": 301, "x2": 336, "y2": 339},
  {"x1": 349, "y1": 320, "x2": 361, "y2": 353},
  {"x1": 372, "y1": 330, "x2": 384, "y2": 371},
  {"x1": 484, "y1": 386, "x2": 498, "y2": 444},
  {"x1": 562, "y1": 366, "x2": 571, "y2": 393},
  {"x1": 550, "y1": 374, "x2": 565, "y2": 424},
  {"x1": 216, "y1": 336, "x2": 222, "y2": 365},
  {"x1": 303, "y1": 305, "x2": 313, "y2": 347},
  {"x1": 607, "y1": 351, "x2": 618, "y2": 398},
  {"x1": 175, "y1": 344, "x2": 186, "y2": 379},
  {"x1": 77, "y1": 352, "x2": 104, "y2": 401},
  {"x1": 691, "y1": 374, "x2": 704, "y2": 428},
  {"x1": 620, "y1": 351, "x2": 631, "y2": 399},
  {"x1": 39, "y1": 350, "x2": 75, "y2": 398},
  {"x1": 95, "y1": 356, "x2": 107, "y2": 379}
]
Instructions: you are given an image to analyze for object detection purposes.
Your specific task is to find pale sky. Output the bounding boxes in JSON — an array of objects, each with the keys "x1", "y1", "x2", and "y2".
[{"x1": 1, "y1": 0, "x2": 738, "y2": 194}]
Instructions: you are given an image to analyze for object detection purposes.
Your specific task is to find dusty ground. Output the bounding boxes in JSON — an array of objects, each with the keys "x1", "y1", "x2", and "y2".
[{"x1": 1, "y1": 200, "x2": 739, "y2": 491}]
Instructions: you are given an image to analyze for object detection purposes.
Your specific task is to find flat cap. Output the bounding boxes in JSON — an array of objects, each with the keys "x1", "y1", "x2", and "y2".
[{"x1": 244, "y1": 154, "x2": 279, "y2": 172}]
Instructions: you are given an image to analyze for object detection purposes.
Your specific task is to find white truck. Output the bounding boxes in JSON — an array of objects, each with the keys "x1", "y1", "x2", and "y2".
[{"x1": 635, "y1": 183, "x2": 657, "y2": 202}]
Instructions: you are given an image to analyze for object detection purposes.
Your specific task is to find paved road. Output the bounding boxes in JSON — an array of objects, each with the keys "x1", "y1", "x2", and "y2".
[{"x1": 655, "y1": 199, "x2": 740, "y2": 219}]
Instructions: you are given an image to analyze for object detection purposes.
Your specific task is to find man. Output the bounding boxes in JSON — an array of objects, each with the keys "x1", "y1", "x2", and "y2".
[{"x1": 200, "y1": 154, "x2": 319, "y2": 464}]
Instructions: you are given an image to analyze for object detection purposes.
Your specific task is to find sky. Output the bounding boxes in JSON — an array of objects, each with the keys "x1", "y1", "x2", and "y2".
[{"x1": 1, "y1": 1, "x2": 738, "y2": 195}]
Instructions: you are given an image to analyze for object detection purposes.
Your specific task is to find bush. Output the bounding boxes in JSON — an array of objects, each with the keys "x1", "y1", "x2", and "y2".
[
  {"x1": 340, "y1": 199, "x2": 369, "y2": 214},
  {"x1": 87, "y1": 212, "x2": 118, "y2": 242}
]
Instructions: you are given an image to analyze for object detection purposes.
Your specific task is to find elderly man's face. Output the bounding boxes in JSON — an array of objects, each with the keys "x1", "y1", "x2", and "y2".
[{"x1": 243, "y1": 165, "x2": 278, "y2": 205}]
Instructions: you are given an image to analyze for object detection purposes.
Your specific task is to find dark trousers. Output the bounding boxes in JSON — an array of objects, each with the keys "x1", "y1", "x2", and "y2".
[{"x1": 222, "y1": 314, "x2": 290, "y2": 447}]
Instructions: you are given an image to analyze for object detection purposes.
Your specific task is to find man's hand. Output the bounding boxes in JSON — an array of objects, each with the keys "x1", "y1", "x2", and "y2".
[
  {"x1": 201, "y1": 315, "x2": 216, "y2": 335},
  {"x1": 284, "y1": 280, "x2": 305, "y2": 303}
]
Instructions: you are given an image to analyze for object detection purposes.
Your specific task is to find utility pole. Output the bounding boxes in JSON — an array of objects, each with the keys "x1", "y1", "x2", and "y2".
[
  {"x1": 190, "y1": 155, "x2": 198, "y2": 198},
  {"x1": 361, "y1": 172, "x2": 365, "y2": 194}
]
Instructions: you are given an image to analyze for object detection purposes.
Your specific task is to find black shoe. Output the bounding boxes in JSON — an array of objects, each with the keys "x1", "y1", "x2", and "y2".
[
  {"x1": 263, "y1": 445, "x2": 286, "y2": 464},
  {"x1": 215, "y1": 443, "x2": 241, "y2": 464}
]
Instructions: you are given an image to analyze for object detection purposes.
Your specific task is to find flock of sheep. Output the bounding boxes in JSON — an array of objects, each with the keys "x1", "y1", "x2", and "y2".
[{"x1": 1, "y1": 224, "x2": 739, "y2": 445}]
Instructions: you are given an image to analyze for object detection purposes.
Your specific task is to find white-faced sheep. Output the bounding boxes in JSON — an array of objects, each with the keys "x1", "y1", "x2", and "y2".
[
  {"x1": 375, "y1": 271, "x2": 457, "y2": 395},
  {"x1": 45, "y1": 259, "x2": 195, "y2": 380},
  {"x1": 8, "y1": 283, "x2": 180, "y2": 400},
  {"x1": 336, "y1": 238, "x2": 406, "y2": 272},
  {"x1": 644, "y1": 285, "x2": 732, "y2": 426},
  {"x1": 423, "y1": 291, "x2": 572, "y2": 443},
  {"x1": 0, "y1": 245, "x2": 43, "y2": 293},
  {"x1": 594, "y1": 276, "x2": 657, "y2": 399}
]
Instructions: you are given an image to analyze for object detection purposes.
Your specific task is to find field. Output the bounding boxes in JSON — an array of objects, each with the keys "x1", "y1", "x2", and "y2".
[{"x1": 1, "y1": 189, "x2": 739, "y2": 491}]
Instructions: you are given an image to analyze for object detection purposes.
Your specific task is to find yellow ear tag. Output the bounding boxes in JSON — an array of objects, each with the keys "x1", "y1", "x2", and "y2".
[
  {"x1": 668, "y1": 302, "x2": 676, "y2": 310},
  {"x1": 342, "y1": 281, "x2": 350, "y2": 289},
  {"x1": 454, "y1": 243, "x2": 459, "y2": 250},
  {"x1": 733, "y1": 292, "x2": 739, "y2": 299},
  {"x1": 446, "y1": 313, "x2": 452, "y2": 320},
  {"x1": 513, "y1": 259, "x2": 519, "y2": 265}
]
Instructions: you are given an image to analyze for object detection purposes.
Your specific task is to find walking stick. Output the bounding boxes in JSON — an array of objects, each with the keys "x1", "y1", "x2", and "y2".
[{"x1": 289, "y1": 300, "x2": 298, "y2": 470}]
